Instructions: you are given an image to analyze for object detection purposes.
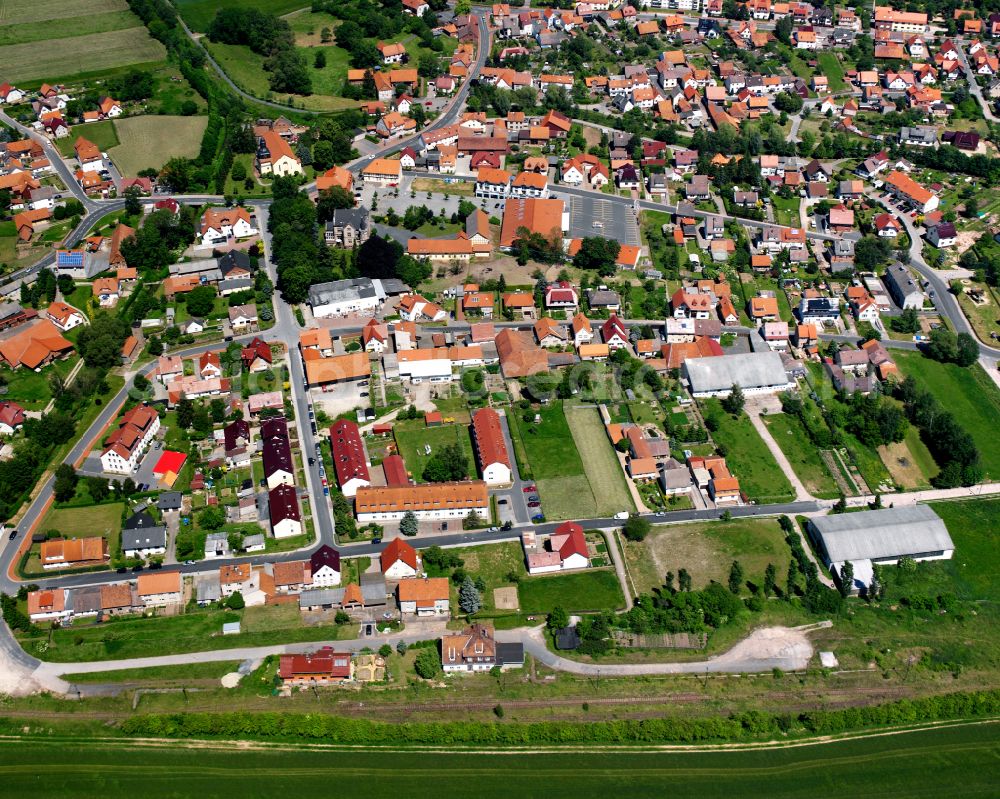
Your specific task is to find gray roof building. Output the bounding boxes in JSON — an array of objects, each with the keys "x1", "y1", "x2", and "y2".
[
  {"x1": 683, "y1": 351, "x2": 794, "y2": 397},
  {"x1": 883, "y1": 263, "x2": 924, "y2": 310},
  {"x1": 808, "y1": 506, "x2": 954, "y2": 569}
]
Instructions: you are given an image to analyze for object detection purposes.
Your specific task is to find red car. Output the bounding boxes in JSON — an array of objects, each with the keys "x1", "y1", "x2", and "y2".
[
  {"x1": 522, "y1": 485, "x2": 537, "y2": 493},
  {"x1": 527, "y1": 501, "x2": 541, "y2": 508}
]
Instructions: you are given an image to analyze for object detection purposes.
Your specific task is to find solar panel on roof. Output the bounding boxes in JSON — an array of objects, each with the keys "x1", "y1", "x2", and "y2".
[{"x1": 58, "y1": 251, "x2": 84, "y2": 266}]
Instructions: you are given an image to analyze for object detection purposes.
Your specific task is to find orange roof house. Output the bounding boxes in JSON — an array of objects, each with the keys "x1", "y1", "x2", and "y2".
[{"x1": 0, "y1": 320, "x2": 73, "y2": 369}]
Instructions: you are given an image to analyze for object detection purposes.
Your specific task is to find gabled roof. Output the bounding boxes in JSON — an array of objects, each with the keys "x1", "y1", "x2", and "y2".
[{"x1": 380, "y1": 537, "x2": 419, "y2": 572}]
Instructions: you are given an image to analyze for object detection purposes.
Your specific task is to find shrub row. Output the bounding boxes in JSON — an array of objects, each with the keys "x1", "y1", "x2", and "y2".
[{"x1": 119, "y1": 690, "x2": 1000, "y2": 745}]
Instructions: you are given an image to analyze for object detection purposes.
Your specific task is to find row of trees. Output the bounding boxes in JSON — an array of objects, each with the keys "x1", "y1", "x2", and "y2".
[{"x1": 896, "y1": 377, "x2": 982, "y2": 487}]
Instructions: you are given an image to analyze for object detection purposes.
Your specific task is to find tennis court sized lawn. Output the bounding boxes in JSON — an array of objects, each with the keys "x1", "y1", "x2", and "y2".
[
  {"x1": 517, "y1": 568, "x2": 625, "y2": 613},
  {"x1": 894, "y1": 352, "x2": 1000, "y2": 479}
]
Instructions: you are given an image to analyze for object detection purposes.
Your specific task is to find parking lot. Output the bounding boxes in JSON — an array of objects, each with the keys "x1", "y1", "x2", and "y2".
[{"x1": 568, "y1": 193, "x2": 641, "y2": 246}]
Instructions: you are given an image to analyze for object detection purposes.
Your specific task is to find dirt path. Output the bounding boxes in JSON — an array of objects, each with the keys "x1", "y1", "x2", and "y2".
[{"x1": 745, "y1": 402, "x2": 813, "y2": 502}]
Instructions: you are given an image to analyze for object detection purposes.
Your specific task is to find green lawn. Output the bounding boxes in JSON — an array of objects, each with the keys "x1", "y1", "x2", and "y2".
[
  {"x1": 0, "y1": 725, "x2": 997, "y2": 797},
  {"x1": 762, "y1": 413, "x2": 840, "y2": 499},
  {"x1": 392, "y1": 420, "x2": 476, "y2": 482},
  {"x1": 20, "y1": 603, "x2": 356, "y2": 663},
  {"x1": 0, "y1": 356, "x2": 78, "y2": 410},
  {"x1": 176, "y1": 0, "x2": 307, "y2": 31},
  {"x1": 204, "y1": 42, "x2": 270, "y2": 97},
  {"x1": 621, "y1": 517, "x2": 793, "y2": 597},
  {"x1": 926, "y1": 498, "x2": 1000, "y2": 602},
  {"x1": 63, "y1": 661, "x2": 240, "y2": 684},
  {"x1": 701, "y1": 400, "x2": 795, "y2": 503},
  {"x1": 40, "y1": 503, "x2": 124, "y2": 543},
  {"x1": 57, "y1": 119, "x2": 119, "y2": 157},
  {"x1": 517, "y1": 568, "x2": 625, "y2": 613},
  {"x1": 772, "y1": 195, "x2": 801, "y2": 228},
  {"x1": 425, "y1": 541, "x2": 527, "y2": 613},
  {"x1": 564, "y1": 403, "x2": 636, "y2": 517},
  {"x1": 817, "y1": 51, "x2": 846, "y2": 92},
  {"x1": 893, "y1": 352, "x2": 1000, "y2": 480},
  {"x1": 507, "y1": 401, "x2": 598, "y2": 520}
]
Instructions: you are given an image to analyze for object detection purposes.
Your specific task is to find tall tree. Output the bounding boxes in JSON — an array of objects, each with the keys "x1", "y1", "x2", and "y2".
[
  {"x1": 839, "y1": 561, "x2": 855, "y2": 598},
  {"x1": 458, "y1": 576, "x2": 482, "y2": 614},
  {"x1": 728, "y1": 560, "x2": 745, "y2": 594}
]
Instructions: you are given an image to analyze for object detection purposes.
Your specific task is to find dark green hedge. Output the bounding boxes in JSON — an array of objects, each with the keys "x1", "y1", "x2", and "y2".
[{"x1": 119, "y1": 690, "x2": 1000, "y2": 745}]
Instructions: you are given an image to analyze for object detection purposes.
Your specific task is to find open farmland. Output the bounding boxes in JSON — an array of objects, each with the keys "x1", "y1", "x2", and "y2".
[
  {"x1": 0, "y1": 724, "x2": 996, "y2": 798},
  {"x1": 175, "y1": 0, "x2": 306, "y2": 32},
  {"x1": 0, "y1": 0, "x2": 136, "y2": 46},
  {"x1": 0, "y1": 26, "x2": 164, "y2": 83},
  {"x1": 109, "y1": 115, "x2": 208, "y2": 174}
]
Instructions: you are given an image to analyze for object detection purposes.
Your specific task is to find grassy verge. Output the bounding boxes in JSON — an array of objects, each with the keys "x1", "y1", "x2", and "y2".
[{"x1": 64, "y1": 661, "x2": 240, "y2": 684}]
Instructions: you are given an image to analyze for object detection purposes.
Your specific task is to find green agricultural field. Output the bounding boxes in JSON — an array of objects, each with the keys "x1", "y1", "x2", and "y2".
[
  {"x1": 0, "y1": 8, "x2": 136, "y2": 46},
  {"x1": 564, "y1": 404, "x2": 635, "y2": 517},
  {"x1": 817, "y1": 51, "x2": 846, "y2": 91},
  {"x1": 894, "y1": 352, "x2": 1000, "y2": 479},
  {"x1": 508, "y1": 401, "x2": 599, "y2": 520},
  {"x1": 109, "y1": 115, "x2": 208, "y2": 175},
  {"x1": 392, "y1": 420, "x2": 476, "y2": 482},
  {"x1": 0, "y1": 722, "x2": 994, "y2": 798},
  {"x1": 0, "y1": 25, "x2": 164, "y2": 83},
  {"x1": 621, "y1": 517, "x2": 792, "y2": 597},
  {"x1": 762, "y1": 413, "x2": 840, "y2": 499},
  {"x1": 517, "y1": 568, "x2": 625, "y2": 613},
  {"x1": 63, "y1": 661, "x2": 240, "y2": 684},
  {"x1": 702, "y1": 400, "x2": 795, "y2": 503},
  {"x1": 175, "y1": 0, "x2": 307, "y2": 31},
  {"x1": 56, "y1": 119, "x2": 119, "y2": 157}
]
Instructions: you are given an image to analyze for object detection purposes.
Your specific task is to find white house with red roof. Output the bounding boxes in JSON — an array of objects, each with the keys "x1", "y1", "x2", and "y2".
[
  {"x1": 523, "y1": 523, "x2": 590, "y2": 574},
  {"x1": 380, "y1": 538, "x2": 420, "y2": 579},
  {"x1": 471, "y1": 408, "x2": 512, "y2": 485},
  {"x1": 671, "y1": 289, "x2": 713, "y2": 319},
  {"x1": 0, "y1": 400, "x2": 25, "y2": 435},
  {"x1": 602, "y1": 314, "x2": 628, "y2": 350},
  {"x1": 99, "y1": 404, "x2": 160, "y2": 474},
  {"x1": 544, "y1": 281, "x2": 578, "y2": 311},
  {"x1": 330, "y1": 419, "x2": 371, "y2": 497}
]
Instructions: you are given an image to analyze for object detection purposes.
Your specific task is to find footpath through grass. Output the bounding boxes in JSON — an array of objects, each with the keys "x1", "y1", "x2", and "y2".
[
  {"x1": 0, "y1": 722, "x2": 996, "y2": 798},
  {"x1": 701, "y1": 400, "x2": 795, "y2": 503}
]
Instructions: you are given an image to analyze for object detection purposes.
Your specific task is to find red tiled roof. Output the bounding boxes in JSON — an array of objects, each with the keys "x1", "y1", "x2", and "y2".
[{"x1": 330, "y1": 419, "x2": 371, "y2": 488}]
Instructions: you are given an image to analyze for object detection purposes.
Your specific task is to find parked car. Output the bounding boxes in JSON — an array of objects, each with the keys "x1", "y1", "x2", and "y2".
[
  {"x1": 7, "y1": 529, "x2": 16, "y2": 541},
  {"x1": 528, "y1": 495, "x2": 540, "y2": 502},
  {"x1": 528, "y1": 501, "x2": 541, "y2": 508},
  {"x1": 522, "y1": 485, "x2": 537, "y2": 493}
]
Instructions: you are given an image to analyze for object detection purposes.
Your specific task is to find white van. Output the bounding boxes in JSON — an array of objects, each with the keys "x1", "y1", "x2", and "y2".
[{"x1": 614, "y1": 511, "x2": 630, "y2": 520}]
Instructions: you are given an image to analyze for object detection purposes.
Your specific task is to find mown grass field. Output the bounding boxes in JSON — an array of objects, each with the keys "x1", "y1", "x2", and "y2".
[
  {"x1": 564, "y1": 403, "x2": 635, "y2": 517},
  {"x1": 19, "y1": 602, "x2": 356, "y2": 663},
  {"x1": 392, "y1": 420, "x2": 476, "y2": 482},
  {"x1": 0, "y1": 3, "x2": 135, "y2": 46},
  {"x1": 0, "y1": 723, "x2": 996, "y2": 798},
  {"x1": 701, "y1": 400, "x2": 795, "y2": 503},
  {"x1": 817, "y1": 51, "x2": 846, "y2": 91},
  {"x1": 894, "y1": 351, "x2": 1000, "y2": 479},
  {"x1": 762, "y1": 412, "x2": 840, "y2": 499},
  {"x1": 0, "y1": 15, "x2": 164, "y2": 83},
  {"x1": 56, "y1": 119, "x2": 119, "y2": 157},
  {"x1": 508, "y1": 401, "x2": 598, "y2": 521},
  {"x1": 517, "y1": 568, "x2": 625, "y2": 613},
  {"x1": 109, "y1": 115, "x2": 208, "y2": 174},
  {"x1": 64, "y1": 661, "x2": 240, "y2": 684},
  {"x1": 41, "y1": 503, "x2": 124, "y2": 542},
  {"x1": 176, "y1": 0, "x2": 306, "y2": 31},
  {"x1": 621, "y1": 517, "x2": 792, "y2": 597}
]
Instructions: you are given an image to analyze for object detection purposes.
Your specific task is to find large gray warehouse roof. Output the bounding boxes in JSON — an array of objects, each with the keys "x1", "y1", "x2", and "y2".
[
  {"x1": 685, "y1": 351, "x2": 790, "y2": 393},
  {"x1": 811, "y1": 506, "x2": 953, "y2": 563}
]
